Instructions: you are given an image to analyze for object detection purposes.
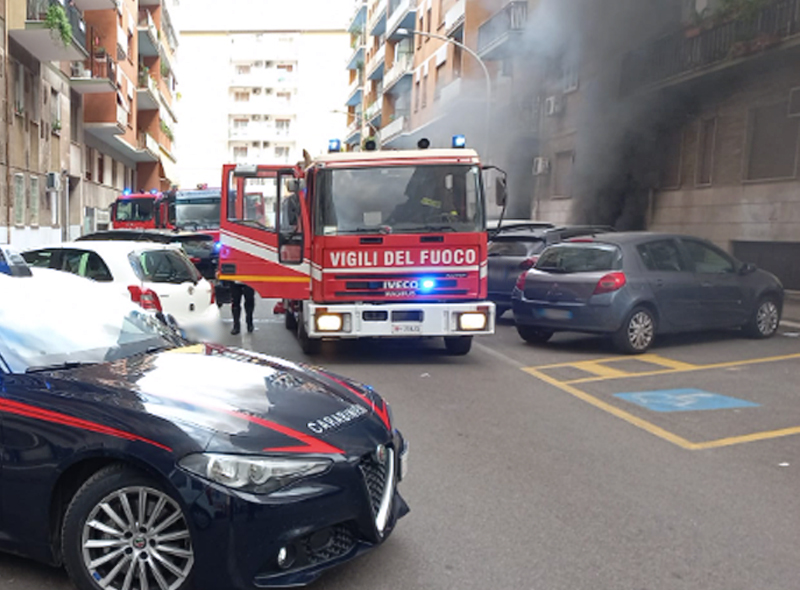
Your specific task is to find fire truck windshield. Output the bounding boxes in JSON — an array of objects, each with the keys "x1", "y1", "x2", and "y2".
[
  {"x1": 316, "y1": 164, "x2": 484, "y2": 235},
  {"x1": 175, "y1": 190, "x2": 221, "y2": 230},
  {"x1": 115, "y1": 197, "x2": 155, "y2": 222}
]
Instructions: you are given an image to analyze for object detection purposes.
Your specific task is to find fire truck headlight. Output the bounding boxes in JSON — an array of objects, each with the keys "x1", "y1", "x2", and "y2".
[
  {"x1": 316, "y1": 313, "x2": 344, "y2": 332},
  {"x1": 458, "y1": 312, "x2": 488, "y2": 331}
]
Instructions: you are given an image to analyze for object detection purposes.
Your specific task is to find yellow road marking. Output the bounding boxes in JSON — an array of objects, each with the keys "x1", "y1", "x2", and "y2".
[
  {"x1": 218, "y1": 274, "x2": 309, "y2": 283},
  {"x1": 563, "y1": 352, "x2": 800, "y2": 385},
  {"x1": 165, "y1": 344, "x2": 205, "y2": 354},
  {"x1": 523, "y1": 352, "x2": 800, "y2": 450}
]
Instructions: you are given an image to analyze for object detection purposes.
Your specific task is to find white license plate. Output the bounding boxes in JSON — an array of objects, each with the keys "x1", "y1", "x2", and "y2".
[
  {"x1": 391, "y1": 324, "x2": 422, "y2": 334},
  {"x1": 539, "y1": 308, "x2": 573, "y2": 320}
]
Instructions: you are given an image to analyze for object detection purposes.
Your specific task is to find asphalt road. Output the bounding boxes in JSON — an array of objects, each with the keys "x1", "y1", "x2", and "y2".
[{"x1": 4, "y1": 302, "x2": 800, "y2": 590}]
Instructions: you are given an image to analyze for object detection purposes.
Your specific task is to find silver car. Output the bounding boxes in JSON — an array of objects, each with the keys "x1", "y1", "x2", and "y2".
[{"x1": 511, "y1": 232, "x2": 784, "y2": 353}]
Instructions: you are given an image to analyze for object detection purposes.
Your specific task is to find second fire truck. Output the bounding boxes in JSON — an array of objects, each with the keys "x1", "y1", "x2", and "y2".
[{"x1": 218, "y1": 142, "x2": 497, "y2": 354}]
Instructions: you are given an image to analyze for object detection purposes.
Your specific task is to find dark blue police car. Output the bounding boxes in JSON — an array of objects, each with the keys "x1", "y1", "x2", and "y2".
[{"x1": 0, "y1": 270, "x2": 408, "y2": 590}]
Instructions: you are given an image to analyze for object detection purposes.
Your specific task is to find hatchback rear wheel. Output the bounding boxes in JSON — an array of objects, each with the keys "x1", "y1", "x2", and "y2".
[
  {"x1": 613, "y1": 306, "x2": 655, "y2": 354},
  {"x1": 744, "y1": 296, "x2": 780, "y2": 339},
  {"x1": 516, "y1": 325, "x2": 554, "y2": 344}
]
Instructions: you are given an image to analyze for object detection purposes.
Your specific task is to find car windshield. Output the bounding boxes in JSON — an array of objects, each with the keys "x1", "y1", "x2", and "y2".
[
  {"x1": 315, "y1": 164, "x2": 484, "y2": 235},
  {"x1": 131, "y1": 249, "x2": 202, "y2": 284},
  {"x1": 115, "y1": 198, "x2": 155, "y2": 222},
  {"x1": 175, "y1": 191, "x2": 221, "y2": 230},
  {"x1": 535, "y1": 243, "x2": 622, "y2": 273},
  {"x1": 0, "y1": 277, "x2": 181, "y2": 374}
]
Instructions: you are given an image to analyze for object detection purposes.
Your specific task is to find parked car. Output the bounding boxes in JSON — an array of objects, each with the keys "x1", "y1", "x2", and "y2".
[
  {"x1": 512, "y1": 232, "x2": 784, "y2": 353},
  {"x1": 22, "y1": 240, "x2": 221, "y2": 341},
  {"x1": 0, "y1": 244, "x2": 32, "y2": 276},
  {"x1": 0, "y1": 269, "x2": 408, "y2": 590},
  {"x1": 488, "y1": 225, "x2": 615, "y2": 316}
]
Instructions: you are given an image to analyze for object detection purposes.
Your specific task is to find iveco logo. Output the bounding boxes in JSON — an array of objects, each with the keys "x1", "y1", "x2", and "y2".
[{"x1": 384, "y1": 280, "x2": 418, "y2": 290}]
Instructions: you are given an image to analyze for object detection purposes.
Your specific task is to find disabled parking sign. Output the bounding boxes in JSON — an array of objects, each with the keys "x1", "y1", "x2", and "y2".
[{"x1": 614, "y1": 389, "x2": 760, "y2": 413}]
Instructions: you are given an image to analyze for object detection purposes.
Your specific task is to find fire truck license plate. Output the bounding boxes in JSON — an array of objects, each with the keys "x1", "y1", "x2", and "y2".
[{"x1": 392, "y1": 324, "x2": 422, "y2": 334}]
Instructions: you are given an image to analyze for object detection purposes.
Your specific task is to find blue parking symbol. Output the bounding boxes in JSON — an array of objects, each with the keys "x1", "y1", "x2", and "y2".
[{"x1": 614, "y1": 389, "x2": 759, "y2": 413}]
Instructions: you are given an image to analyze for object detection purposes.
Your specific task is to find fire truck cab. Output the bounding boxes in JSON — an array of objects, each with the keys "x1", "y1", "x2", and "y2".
[{"x1": 218, "y1": 148, "x2": 496, "y2": 355}]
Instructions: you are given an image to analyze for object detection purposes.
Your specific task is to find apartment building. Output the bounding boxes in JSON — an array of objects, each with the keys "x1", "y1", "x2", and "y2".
[
  {"x1": 176, "y1": 0, "x2": 351, "y2": 188},
  {"x1": 2, "y1": 0, "x2": 180, "y2": 248}
]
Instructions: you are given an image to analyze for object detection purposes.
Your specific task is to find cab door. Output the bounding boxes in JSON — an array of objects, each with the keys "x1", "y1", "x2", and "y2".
[{"x1": 218, "y1": 165, "x2": 310, "y2": 299}]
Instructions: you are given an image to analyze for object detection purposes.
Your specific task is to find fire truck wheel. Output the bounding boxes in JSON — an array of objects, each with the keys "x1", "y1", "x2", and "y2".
[
  {"x1": 444, "y1": 336, "x2": 472, "y2": 356},
  {"x1": 297, "y1": 311, "x2": 321, "y2": 355}
]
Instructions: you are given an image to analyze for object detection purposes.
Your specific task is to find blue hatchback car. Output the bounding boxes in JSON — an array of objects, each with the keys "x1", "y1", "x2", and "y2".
[
  {"x1": 0, "y1": 271, "x2": 408, "y2": 590},
  {"x1": 512, "y1": 232, "x2": 784, "y2": 353}
]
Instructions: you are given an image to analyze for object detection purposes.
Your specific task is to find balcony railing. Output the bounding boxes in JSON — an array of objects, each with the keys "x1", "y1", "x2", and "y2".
[
  {"x1": 620, "y1": 0, "x2": 800, "y2": 94},
  {"x1": 365, "y1": 99, "x2": 381, "y2": 121},
  {"x1": 477, "y1": 1, "x2": 528, "y2": 59},
  {"x1": 27, "y1": 0, "x2": 87, "y2": 53},
  {"x1": 367, "y1": 43, "x2": 386, "y2": 77},
  {"x1": 116, "y1": 103, "x2": 129, "y2": 127},
  {"x1": 384, "y1": 52, "x2": 413, "y2": 90},
  {"x1": 138, "y1": 132, "x2": 159, "y2": 155},
  {"x1": 368, "y1": 0, "x2": 388, "y2": 35},
  {"x1": 381, "y1": 112, "x2": 409, "y2": 142}
]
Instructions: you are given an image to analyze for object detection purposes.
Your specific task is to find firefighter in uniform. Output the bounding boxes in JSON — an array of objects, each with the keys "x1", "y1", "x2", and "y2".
[{"x1": 230, "y1": 283, "x2": 255, "y2": 335}]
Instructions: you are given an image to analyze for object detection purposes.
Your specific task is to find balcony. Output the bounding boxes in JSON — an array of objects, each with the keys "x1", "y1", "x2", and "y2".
[
  {"x1": 368, "y1": 0, "x2": 388, "y2": 37},
  {"x1": 365, "y1": 98, "x2": 382, "y2": 125},
  {"x1": 348, "y1": 0, "x2": 367, "y2": 34},
  {"x1": 621, "y1": 0, "x2": 800, "y2": 95},
  {"x1": 346, "y1": 32, "x2": 367, "y2": 70},
  {"x1": 367, "y1": 43, "x2": 386, "y2": 80},
  {"x1": 381, "y1": 112, "x2": 409, "y2": 143},
  {"x1": 72, "y1": 0, "x2": 115, "y2": 9},
  {"x1": 386, "y1": 0, "x2": 416, "y2": 41},
  {"x1": 445, "y1": 0, "x2": 466, "y2": 37},
  {"x1": 477, "y1": 1, "x2": 527, "y2": 60},
  {"x1": 384, "y1": 51, "x2": 413, "y2": 93},
  {"x1": 137, "y1": 71, "x2": 159, "y2": 110},
  {"x1": 138, "y1": 11, "x2": 159, "y2": 57},
  {"x1": 10, "y1": 0, "x2": 89, "y2": 61},
  {"x1": 346, "y1": 76, "x2": 365, "y2": 107},
  {"x1": 135, "y1": 132, "x2": 160, "y2": 162},
  {"x1": 69, "y1": 54, "x2": 116, "y2": 94}
]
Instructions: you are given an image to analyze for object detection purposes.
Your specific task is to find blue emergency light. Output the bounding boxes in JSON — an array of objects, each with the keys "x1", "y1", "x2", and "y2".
[
  {"x1": 452, "y1": 134, "x2": 467, "y2": 149},
  {"x1": 150, "y1": 188, "x2": 158, "y2": 194},
  {"x1": 122, "y1": 188, "x2": 132, "y2": 196},
  {"x1": 420, "y1": 278, "x2": 437, "y2": 292},
  {"x1": 328, "y1": 139, "x2": 342, "y2": 153}
]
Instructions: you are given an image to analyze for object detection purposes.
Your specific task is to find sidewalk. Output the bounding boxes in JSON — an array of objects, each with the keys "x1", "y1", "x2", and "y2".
[{"x1": 783, "y1": 290, "x2": 800, "y2": 324}]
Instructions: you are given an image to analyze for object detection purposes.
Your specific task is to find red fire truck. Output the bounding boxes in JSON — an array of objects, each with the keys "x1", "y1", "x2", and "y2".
[
  {"x1": 110, "y1": 187, "x2": 222, "y2": 239},
  {"x1": 218, "y1": 146, "x2": 497, "y2": 354}
]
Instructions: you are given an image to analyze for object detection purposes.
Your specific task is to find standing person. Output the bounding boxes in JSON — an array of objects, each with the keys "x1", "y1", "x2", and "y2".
[{"x1": 230, "y1": 282, "x2": 256, "y2": 335}]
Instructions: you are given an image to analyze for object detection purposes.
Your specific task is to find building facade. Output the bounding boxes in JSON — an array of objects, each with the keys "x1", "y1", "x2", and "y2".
[
  {"x1": 175, "y1": 0, "x2": 351, "y2": 189},
  {"x1": 2, "y1": 0, "x2": 180, "y2": 248}
]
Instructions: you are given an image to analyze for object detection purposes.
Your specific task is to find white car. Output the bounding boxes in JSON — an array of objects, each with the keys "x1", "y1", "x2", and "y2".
[{"x1": 22, "y1": 240, "x2": 221, "y2": 341}]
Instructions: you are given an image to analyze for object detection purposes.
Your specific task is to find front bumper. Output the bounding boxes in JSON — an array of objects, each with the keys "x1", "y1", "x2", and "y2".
[
  {"x1": 305, "y1": 301, "x2": 496, "y2": 338},
  {"x1": 182, "y1": 432, "x2": 409, "y2": 589}
]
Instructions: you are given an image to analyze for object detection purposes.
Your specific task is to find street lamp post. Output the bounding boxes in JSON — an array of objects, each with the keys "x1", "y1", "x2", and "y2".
[{"x1": 396, "y1": 28, "x2": 492, "y2": 162}]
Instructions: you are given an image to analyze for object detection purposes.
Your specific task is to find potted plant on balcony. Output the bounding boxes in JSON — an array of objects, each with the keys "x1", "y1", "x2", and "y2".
[{"x1": 45, "y1": 3, "x2": 73, "y2": 48}]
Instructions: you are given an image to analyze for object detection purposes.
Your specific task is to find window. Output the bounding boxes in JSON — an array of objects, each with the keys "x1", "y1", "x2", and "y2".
[
  {"x1": 97, "y1": 152, "x2": 105, "y2": 185},
  {"x1": 426, "y1": 8, "x2": 432, "y2": 35},
  {"x1": 746, "y1": 101, "x2": 800, "y2": 180},
  {"x1": 683, "y1": 239, "x2": 735, "y2": 274},
  {"x1": 553, "y1": 151, "x2": 574, "y2": 198},
  {"x1": 453, "y1": 44, "x2": 462, "y2": 78},
  {"x1": 233, "y1": 146, "x2": 248, "y2": 161},
  {"x1": 276, "y1": 119, "x2": 291, "y2": 135},
  {"x1": 418, "y1": 17, "x2": 423, "y2": 48},
  {"x1": 562, "y1": 61, "x2": 579, "y2": 93},
  {"x1": 422, "y1": 74, "x2": 428, "y2": 108},
  {"x1": 14, "y1": 174, "x2": 25, "y2": 226},
  {"x1": 14, "y1": 62, "x2": 23, "y2": 114},
  {"x1": 30, "y1": 175, "x2": 40, "y2": 227},
  {"x1": 696, "y1": 117, "x2": 716, "y2": 186},
  {"x1": 434, "y1": 64, "x2": 445, "y2": 101},
  {"x1": 414, "y1": 80, "x2": 420, "y2": 112},
  {"x1": 234, "y1": 91, "x2": 249, "y2": 102},
  {"x1": 659, "y1": 127, "x2": 683, "y2": 189},
  {"x1": 277, "y1": 91, "x2": 292, "y2": 102},
  {"x1": 233, "y1": 118, "x2": 249, "y2": 129},
  {"x1": 85, "y1": 146, "x2": 93, "y2": 181},
  {"x1": 275, "y1": 146, "x2": 290, "y2": 162},
  {"x1": 637, "y1": 240, "x2": 686, "y2": 272},
  {"x1": 70, "y1": 90, "x2": 81, "y2": 143},
  {"x1": 236, "y1": 65, "x2": 251, "y2": 75},
  {"x1": 438, "y1": 0, "x2": 444, "y2": 26},
  {"x1": 277, "y1": 64, "x2": 294, "y2": 73}
]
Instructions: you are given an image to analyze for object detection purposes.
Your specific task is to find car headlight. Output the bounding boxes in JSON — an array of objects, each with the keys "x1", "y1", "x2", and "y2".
[
  {"x1": 458, "y1": 312, "x2": 488, "y2": 331},
  {"x1": 179, "y1": 454, "x2": 332, "y2": 494}
]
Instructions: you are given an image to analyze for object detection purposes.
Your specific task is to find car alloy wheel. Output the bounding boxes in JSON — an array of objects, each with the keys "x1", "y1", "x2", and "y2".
[
  {"x1": 756, "y1": 300, "x2": 779, "y2": 336},
  {"x1": 627, "y1": 310, "x2": 654, "y2": 351},
  {"x1": 63, "y1": 466, "x2": 194, "y2": 590},
  {"x1": 81, "y1": 486, "x2": 193, "y2": 590}
]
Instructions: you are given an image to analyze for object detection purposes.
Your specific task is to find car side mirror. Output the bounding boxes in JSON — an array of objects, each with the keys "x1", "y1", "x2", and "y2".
[{"x1": 739, "y1": 262, "x2": 757, "y2": 275}]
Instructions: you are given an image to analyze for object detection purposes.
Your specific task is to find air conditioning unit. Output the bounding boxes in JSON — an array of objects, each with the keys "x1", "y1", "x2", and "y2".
[
  {"x1": 46, "y1": 172, "x2": 61, "y2": 190},
  {"x1": 545, "y1": 95, "x2": 564, "y2": 117},
  {"x1": 532, "y1": 157, "x2": 550, "y2": 176}
]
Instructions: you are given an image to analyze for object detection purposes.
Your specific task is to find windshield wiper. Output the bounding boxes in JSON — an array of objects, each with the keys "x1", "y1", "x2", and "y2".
[
  {"x1": 397, "y1": 224, "x2": 460, "y2": 233},
  {"x1": 332, "y1": 226, "x2": 392, "y2": 235},
  {"x1": 26, "y1": 361, "x2": 101, "y2": 374}
]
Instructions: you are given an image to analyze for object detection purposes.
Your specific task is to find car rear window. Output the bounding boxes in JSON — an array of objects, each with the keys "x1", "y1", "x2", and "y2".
[
  {"x1": 535, "y1": 243, "x2": 622, "y2": 273},
  {"x1": 488, "y1": 239, "x2": 544, "y2": 257},
  {"x1": 130, "y1": 249, "x2": 201, "y2": 284}
]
